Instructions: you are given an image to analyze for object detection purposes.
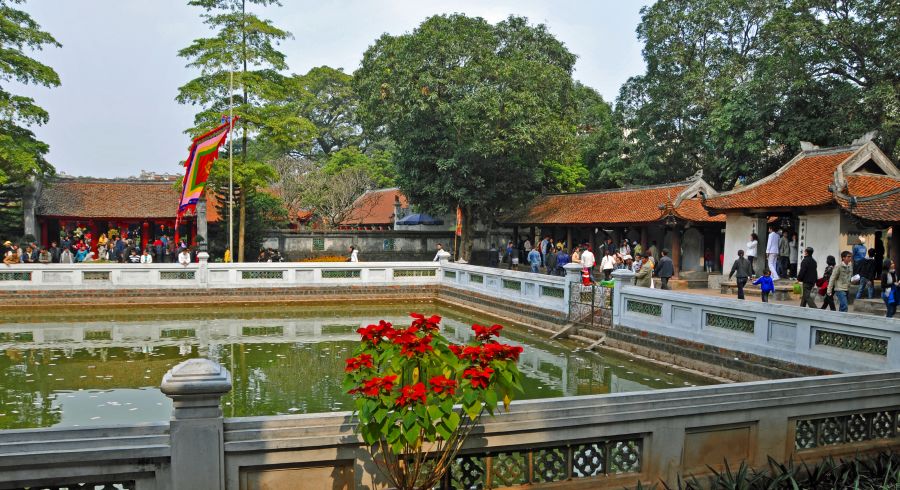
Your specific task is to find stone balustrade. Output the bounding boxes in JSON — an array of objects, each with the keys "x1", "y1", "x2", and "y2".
[
  {"x1": 0, "y1": 359, "x2": 897, "y2": 489},
  {"x1": 610, "y1": 269, "x2": 900, "y2": 373}
]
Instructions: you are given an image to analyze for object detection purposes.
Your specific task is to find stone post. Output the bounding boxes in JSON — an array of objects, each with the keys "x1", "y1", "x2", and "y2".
[
  {"x1": 563, "y1": 263, "x2": 583, "y2": 318},
  {"x1": 22, "y1": 178, "x2": 40, "y2": 242},
  {"x1": 610, "y1": 269, "x2": 636, "y2": 326},
  {"x1": 161, "y1": 358, "x2": 232, "y2": 490},
  {"x1": 197, "y1": 251, "x2": 210, "y2": 287},
  {"x1": 196, "y1": 198, "x2": 208, "y2": 252}
]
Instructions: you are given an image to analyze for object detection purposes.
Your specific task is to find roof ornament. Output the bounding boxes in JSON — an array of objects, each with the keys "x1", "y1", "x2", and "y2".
[
  {"x1": 851, "y1": 131, "x2": 878, "y2": 146},
  {"x1": 688, "y1": 169, "x2": 703, "y2": 181},
  {"x1": 800, "y1": 141, "x2": 819, "y2": 152}
]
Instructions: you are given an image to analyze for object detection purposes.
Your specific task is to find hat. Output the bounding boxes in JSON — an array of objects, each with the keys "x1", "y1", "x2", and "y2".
[
  {"x1": 623, "y1": 254, "x2": 633, "y2": 261},
  {"x1": 858, "y1": 236, "x2": 866, "y2": 244},
  {"x1": 2, "y1": 241, "x2": 10, "y2": 246}
]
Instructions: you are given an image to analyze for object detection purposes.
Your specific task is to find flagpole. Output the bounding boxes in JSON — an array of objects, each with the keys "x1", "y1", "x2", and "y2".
[{"x1": 228, "y1": 69, "x2": 234, "y2": 260}]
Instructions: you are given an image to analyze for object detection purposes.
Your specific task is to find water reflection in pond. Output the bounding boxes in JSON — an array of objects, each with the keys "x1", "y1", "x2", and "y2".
[{"x1": 0, "y1": 303, "x2": 711, "y2": 429}]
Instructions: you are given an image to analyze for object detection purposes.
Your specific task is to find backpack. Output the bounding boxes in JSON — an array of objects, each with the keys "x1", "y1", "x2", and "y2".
[{"x1": 816, "y1": 277, "x2": 828, "y2": 296}]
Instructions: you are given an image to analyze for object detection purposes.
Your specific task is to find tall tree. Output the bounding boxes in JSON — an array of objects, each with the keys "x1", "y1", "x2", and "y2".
[
  {"x1": 0, "y1": 0, "x2": 60, "y2": 240},
  {"x1": 611, "y1": 0, "x2": 896, "y2": 189},
  {"x1": 355, "y1": 14, "x2": 579, "y2": 260},
  {"x1": 176, "y1": 0, "x2": 303, "y2": 260}
]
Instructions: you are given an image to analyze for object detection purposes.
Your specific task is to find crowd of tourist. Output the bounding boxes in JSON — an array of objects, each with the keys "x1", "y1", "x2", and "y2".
[
  {"x1": 2, "y1": 226, "x2": 197, "y2": 266},
  {"x1": 726, "y1": 225, "x2": 896, "y2": 318},
  {"x1": 487, "y1": 235, "x2": 678, "y2": 289}
]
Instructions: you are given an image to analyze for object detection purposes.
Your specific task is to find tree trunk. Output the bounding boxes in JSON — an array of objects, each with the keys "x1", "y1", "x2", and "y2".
[
  {"x1": 460, "y1": 205, "x2": 475, "y2": 263},
  {"x1": 238, "y1": 188, "x2": 246, "y2": 262}
]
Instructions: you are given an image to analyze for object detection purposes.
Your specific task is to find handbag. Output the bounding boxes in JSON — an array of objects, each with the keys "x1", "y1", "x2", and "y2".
[{"x1": 889, "y1": 285, "x2": 897, "y2": 305}]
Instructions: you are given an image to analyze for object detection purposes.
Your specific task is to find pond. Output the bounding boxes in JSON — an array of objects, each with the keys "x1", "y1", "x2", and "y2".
[{"x1": 0, "y1": 303, "x2": 712, "y2": 429}]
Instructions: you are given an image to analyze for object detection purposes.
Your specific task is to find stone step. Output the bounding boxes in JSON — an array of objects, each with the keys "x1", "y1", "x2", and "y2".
[
  {"x1": 853, "y1": 298, "x2": 888, "y2": 316},
  {"x1": 720, "y1": 281, "x2": 794, "y2": 300}
]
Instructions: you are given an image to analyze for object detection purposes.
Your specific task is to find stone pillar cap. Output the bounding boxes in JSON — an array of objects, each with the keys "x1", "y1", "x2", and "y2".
[
  {"x1": 563, "y1": 263, "x2": 583, "y2": 270},
  {"x1": 611, "y1": 268, "x2": 636, "y2": 278},
  {"x1": 161, "y1": 358, "x2": 232, "y2": 396}
]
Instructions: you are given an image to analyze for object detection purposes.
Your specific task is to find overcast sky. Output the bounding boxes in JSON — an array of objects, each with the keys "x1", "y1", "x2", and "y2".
[{"x1": 14, "y1": 0, "x2": 651, "y2": 178}]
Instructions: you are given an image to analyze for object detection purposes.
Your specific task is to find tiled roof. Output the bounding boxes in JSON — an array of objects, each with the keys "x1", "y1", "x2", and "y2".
[
  {"x1": 37, "y1": 179, "x2": 181, "y2": 219},
  {"x1": 342, "y1": 188, "x2": 408, "y2": 226},
  {"x1": 836, "y1": 174, "x2": 900, "y2": 222},
  {"x1": 703, "y1": 150, "x2": 855, "y2": 210},
  {"x1": 505, "y1": 182, "x2": 723, "y2": 225}
]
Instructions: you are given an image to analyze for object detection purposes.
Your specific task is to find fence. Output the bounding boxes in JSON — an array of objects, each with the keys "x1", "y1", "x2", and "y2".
[
  {"x1": 0, "y1": 358, "x2": 898, "y2": 489},
  {"x1": 610, "y1": 269, "x2": 900, "y2": 374}
]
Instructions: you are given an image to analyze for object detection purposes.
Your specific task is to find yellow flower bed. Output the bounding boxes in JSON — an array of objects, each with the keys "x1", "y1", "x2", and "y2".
[{"x1": 297, "y1": 256, "x2": 348, "y2": 263}]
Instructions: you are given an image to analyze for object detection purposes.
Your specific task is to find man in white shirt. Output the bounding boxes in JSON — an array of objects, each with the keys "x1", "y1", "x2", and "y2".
[
  {"x1": 765, "y1": 225, "x2": 781, "y2": 281},
  {"x1": 600, "y1": 250, "x2": 616, "y2": 280},
  {"x1": 580, "y1": 246, "x2": 596, "y2": 282},
  {"x1": 433, "y1": 243, "x2": 452, "y2": 262},
  {"x1": 178, "y1": 248, "x2": 192, "y2": 266},
  {"x1": 140, "y1": 249, "x2": 153, "y2": 264}
]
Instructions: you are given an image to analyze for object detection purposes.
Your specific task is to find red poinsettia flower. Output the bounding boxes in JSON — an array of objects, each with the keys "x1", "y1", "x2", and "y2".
[
  {"x1": 448, "y1": 344, "x2": 463, "y2": 357},
  {"x1": 429, "y1": 375, "x2": 458, "y2": 396},
  {"x1": 357, "y1": 320, "x2": 394, "y2": 345},
  {"x1": 463, "y1": 367, "x2": 494, "y2": 389},
  {"x1": 399, "y1": 334, "x2": 434, "y2": 358},
  {"x1": 501, "y1": 344, "x2": 524, "y2": 361},
  {"x1": 459, "y1": 345, "x2": 482, "y2": 362},
  {"x1": 351, "y1": 374, "x2": 398, "y2": 397},
  {"x1": 410, "y1": 313, "x2": 442, "y2": 332},
  {"x1": 395, "y1": 382, "x2": 427, "y2": 406},
  {"x1": 472, "y1": 324, "x2": 503, "y2": 341},
  {"x1": 345, "y1": 353, "x2": 374, "y2": 372}
]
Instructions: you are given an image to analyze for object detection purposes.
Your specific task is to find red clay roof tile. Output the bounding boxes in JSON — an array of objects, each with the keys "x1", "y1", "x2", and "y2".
[
  {"x1": 37, "y1": 179, "x2": 181, "y2": 219},
  {"x1": 342, "y1": 188, "x2": 408, "y2": 226},
  {"x1": 703, "y1": 151, "x2": 854, "y2": 210}
]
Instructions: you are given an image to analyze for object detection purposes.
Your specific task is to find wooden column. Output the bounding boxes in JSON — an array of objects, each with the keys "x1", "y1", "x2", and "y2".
[
  {"x1": 713, "y1": 227, "x2": 722, "y2": 272},
  {"x1": 530, "y1": 226, "x2": 536, "y2": 245},
  {"x1": 640, "y1": 226, "x2": 648, "y2": 251},
  {"x1": 512, "y1": 225, "x2": 519, "y2": 248},
  {"x1": 566, "y1": 227, "x2": 573, "y2": 252},
  {"x1": 671, "y1": 227, "x2": 682, "y2": 279}
]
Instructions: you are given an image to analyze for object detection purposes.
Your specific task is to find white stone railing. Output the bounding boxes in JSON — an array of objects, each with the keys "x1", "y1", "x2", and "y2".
[
  {"x1": 0, "y1": 260, "x2": 443, "y2": 289},
  {"x1": 0, "y1": 358, "x2": 898, "y2": 489},
  {"x1": 439, "y1": 262, "x2": 570, "y2": 313},
  {"x1": 0, "y1": 260, "x2": 575, "y2": 314},
  {"x1": 610, "y1": 269, "x2": 900, "y2": 373}
]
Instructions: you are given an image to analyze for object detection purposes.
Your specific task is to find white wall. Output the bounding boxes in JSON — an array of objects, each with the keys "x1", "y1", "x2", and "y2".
[
  {"x1": 806, "y1": 210, "x2": 841, "y2": 269},
  {"x1": 722, "y1": 213, "x2": 755, "y2": 267}
]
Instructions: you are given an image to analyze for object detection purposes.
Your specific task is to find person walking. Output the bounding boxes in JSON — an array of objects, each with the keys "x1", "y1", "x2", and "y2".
[
  {"x1": 555, "y1": 246, "x2": 570, "y2": 276},
  {"x1": 819, "y1": 256, "x2": 837, "y2": 311},
  {"x1": 580, "y1": 246, "x2": 596, "y2": 282},
  {"x1": 765, "y1": 225, "x2": 781, "y2": 281},
  {"x1": 855, "y1": 248, "x2": 876, "y2": 300},
  {"x1": 656, "y1": 249, "x2": 674, "y2": 290},
  {"x1": 827, "y1": 251, "x2": 853, "y2": 312},
  {"x1": 752, "y1": 271, "x2": 775, "y2": 302},
  {"x1": 746, "y1": 233, "x2": 758, "y2": 277},
  {"x1": 634, "y1": 253, "x2": 653, "y2": 287},
  {"x1": 544, "y1": 246, "x2": 558, "y2": 275},
  {"x1": 600, "y1": 250, "x2": 616, "y2": 280},
  {"x1": 433, "y1": 243, "x2": 451, "y2": 262},
  {"x1": 778, "y1": 230, "x2": 791, "y2": 278},
  {"x1": 852, "y1": 237, "x2": 867, "y2": 274},
  {"x1": 882, "y1": 259, "x2": 897, "y2": 318},
  {"x1": 528, "y1": 247, "x2": 541, "y2": 273},
  {"x1": 728, "y1": 249, "x2": 752, "y2": 300},
  {"x1": 796, "y1": 246, "x2": 818, "y2": 308},
  {"x1": 506, "y1": 241, "x2": 518, "y2": 270},
  {"x1": 348, "y1": 245, "x2": 359, "y2": 263}
]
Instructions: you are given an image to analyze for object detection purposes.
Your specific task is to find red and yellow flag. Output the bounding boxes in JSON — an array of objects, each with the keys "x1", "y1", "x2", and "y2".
[
  {"x1": 455, "y1": 206, "x2": 462, "y2": 236},
  {"x1": 177, "y1": 119, "x2": 235, "y2": 219}
]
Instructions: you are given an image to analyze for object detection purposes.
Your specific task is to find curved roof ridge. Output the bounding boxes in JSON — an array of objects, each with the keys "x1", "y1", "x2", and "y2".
[{"x1": 542, "y1": 180, "x2": 693, "y2": 197}]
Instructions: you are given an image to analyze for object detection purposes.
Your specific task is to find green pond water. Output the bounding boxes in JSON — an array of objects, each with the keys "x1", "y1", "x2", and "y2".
[{"x1": 0, "y1": 303, "x2": 711, "y2": 429}]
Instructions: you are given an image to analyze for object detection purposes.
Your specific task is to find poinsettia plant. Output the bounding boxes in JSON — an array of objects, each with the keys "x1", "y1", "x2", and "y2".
[{"x1": 343, "y1": 313, "x2": 523, "y2": 490}]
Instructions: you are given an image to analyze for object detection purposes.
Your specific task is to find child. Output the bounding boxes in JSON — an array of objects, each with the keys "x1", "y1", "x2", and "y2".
[{"x1": 753, "y1": 270, "x2": 775, "y2": 303}]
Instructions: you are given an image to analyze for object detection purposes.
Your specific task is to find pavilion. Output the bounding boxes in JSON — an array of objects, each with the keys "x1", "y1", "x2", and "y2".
[
  {"x1": 703, "y1": 137, "x2": 900, "y2": 269},
  {"x1": 503, "y1": 175, "x2": 725, "y2": 279},
  {"x1": 23, "y1": 175, "x2": 210, "y2": 250}
]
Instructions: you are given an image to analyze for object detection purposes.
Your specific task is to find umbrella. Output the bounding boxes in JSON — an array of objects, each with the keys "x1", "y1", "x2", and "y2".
[{"x1": 396, "y1": 213, "x2": 444, "y2": 226}]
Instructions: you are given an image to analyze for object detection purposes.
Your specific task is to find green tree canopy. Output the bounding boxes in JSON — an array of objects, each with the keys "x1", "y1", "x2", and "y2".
[
  {"x1": 354, "y1": 14, "x2": 580, "y2": 259},
  {"x1": 0, "y1": 0, "x2": 60, "y2": 240},
  {"x1": 610, "y1": 0, "x2": 897, "y2": 190}
]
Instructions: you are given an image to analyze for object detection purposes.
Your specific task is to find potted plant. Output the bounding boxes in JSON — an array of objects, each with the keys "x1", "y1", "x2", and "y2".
[{"x1": 343, "y1": 313, "x2": 523, "y2": 490}]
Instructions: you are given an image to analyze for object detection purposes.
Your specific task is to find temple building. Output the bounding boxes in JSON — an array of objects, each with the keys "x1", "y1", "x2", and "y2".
[
  {"x1": 703, "y1": 137, "x2": 900, "y2": 269},
  {"x1": 23, "y1": 175, "x2": 211, "y2": 250},
  {"x1": 504, "y1": 175, "x2": 725, "y2": 281}
]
